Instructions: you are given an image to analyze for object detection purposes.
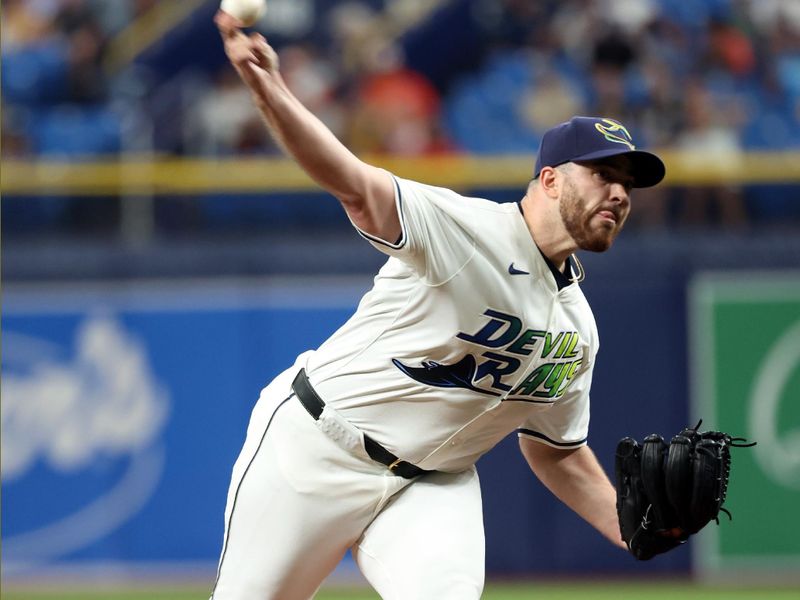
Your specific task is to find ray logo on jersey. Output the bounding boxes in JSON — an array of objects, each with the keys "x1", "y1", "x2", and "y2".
[{"x1": 393, "y1": 309, "x2": 585, "y2": 401}]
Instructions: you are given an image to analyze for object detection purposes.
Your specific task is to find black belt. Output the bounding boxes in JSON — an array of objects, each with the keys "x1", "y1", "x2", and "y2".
[{"x1": 291, "y1": 368, "x2": 429, "y2": 479}]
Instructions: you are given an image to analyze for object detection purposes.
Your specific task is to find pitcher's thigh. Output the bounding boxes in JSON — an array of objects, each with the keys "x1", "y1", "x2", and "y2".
[
  {"x1": 354, "y1": 467, "x2": 485, "y2": 600},
  {"x1": 212, "y1": 398, "x2": 376, "y2": 600}
]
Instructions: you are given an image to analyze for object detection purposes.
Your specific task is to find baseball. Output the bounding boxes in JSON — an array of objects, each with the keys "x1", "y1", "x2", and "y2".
[{"x1": 220, "y1": 0, "x2": 266, "y2": 27}]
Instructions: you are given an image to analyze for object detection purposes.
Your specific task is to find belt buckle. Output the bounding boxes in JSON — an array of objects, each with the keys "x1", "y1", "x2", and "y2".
[{"x1": 387, "y1": 458, "x2": 403, "y2": 472}]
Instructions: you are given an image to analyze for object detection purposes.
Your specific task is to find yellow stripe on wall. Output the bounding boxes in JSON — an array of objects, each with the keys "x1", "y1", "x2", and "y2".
[{"x1": 1, "y1": 152, "x2": 799, "y2": 196}]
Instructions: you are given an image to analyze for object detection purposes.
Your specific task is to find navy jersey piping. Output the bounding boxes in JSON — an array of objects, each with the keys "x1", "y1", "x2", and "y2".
[
  {"x1": 517, "y1": 428, "x2": 587, "y2": 447},
  {"x1": 355, "y1": 177, "x2": 407, "y2": 249},
  {"x1": 211, "y1": 393, "x2": 294, "y2": 597}
]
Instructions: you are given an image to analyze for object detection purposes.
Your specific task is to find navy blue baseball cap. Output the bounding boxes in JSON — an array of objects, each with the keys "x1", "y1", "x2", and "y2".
[{"x1": 534, "y1": 116, "x2": 665, "y2": 188}]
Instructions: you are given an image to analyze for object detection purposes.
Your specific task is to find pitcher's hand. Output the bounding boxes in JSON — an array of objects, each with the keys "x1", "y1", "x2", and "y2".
[{"x1": 215, "y1": 10, "x2": 279, "y2": 92}]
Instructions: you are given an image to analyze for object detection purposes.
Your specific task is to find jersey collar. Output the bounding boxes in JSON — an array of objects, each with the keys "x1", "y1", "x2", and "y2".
[{"x1": 516, "y1": 201, "x2": 581, "y2": 289}]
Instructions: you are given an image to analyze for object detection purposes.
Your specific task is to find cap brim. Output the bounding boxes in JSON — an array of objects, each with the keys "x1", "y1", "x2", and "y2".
[{"x1": 573, "y1": 148, "x2": 666, "y2": 188}]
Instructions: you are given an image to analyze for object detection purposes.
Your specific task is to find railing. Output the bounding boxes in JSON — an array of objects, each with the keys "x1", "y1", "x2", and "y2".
[
  {"x1": 4, "y1": 151, "x2": 800, "y2": 196},
  {"x1": 3, "y1": 151, "x2": 799, "y2": 248}
]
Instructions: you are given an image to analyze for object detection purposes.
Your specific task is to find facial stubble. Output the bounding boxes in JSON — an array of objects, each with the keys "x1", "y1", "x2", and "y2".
[{"x1": 559, "y1": 178, "x2": 623, "y2": 253}]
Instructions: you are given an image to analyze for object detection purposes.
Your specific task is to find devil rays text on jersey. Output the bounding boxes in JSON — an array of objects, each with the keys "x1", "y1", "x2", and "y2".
[{"x1": 393, "y1": 309, "x2": 585, "y2": 402}]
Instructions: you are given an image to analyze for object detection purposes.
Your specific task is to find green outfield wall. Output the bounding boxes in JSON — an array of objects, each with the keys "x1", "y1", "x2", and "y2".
[{"x1": 690, "y1": 273, "x2": 800, "y2": 580}]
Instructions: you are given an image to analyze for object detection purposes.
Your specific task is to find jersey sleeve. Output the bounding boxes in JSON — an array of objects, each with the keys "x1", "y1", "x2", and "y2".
[
  {"x1": 516, "y1": 356, "x2": 595, "y2": 449},
  {"x1": 351, "y1": 174, "x2": 477, "y2": 285}
]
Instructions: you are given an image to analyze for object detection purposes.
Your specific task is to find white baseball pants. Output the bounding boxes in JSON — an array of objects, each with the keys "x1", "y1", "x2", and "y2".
[{"x1": 210, "y1": 361, "x2": 485, "y2": 600}]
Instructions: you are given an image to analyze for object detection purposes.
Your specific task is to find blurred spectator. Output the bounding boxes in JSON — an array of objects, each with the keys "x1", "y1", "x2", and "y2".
[
  {"x1": 1, "y1": 0, "x2": 70, "y2": 107},
  {"x1": 188, "y1": 42, "x2": 347, "y2": 156},
  {"x1": 4, "y1": 0, "x2": 799, "y2": 160},
  {"x1": 2, "y1": 0, "x2": 800, "y2": 233},
  {"x1": 349, "y1": 67, "x2": 450, "y2": 155},
  {"x1": 1, "y1": 0, "x2": 118, "y2": 159},
  {"x1": 326, "y1": 1, "x2": 451, "y2": 155},
  {"x1": 519, "y1": 68, "x2": 586, "y2": 134},
  {"x1": 589, "y1": 24, "x2": 638, "y2": 117},
  {"x1": 636, "y1": 57, "x2": 683, "y2": 147},
  {"x1": 706, "y1": 18, "x2": 756, "y2": 78},
  {"x1": 327, "y1": 0, "x2": 387, "y2": 77},
  {"x1": 185, "y1": 69, "x2": 274, "y2": 156},
  {"x1": 54, "y1": 0, "x2": 109, "y2": 103},
  {"x1": 603, "y1": 0, "x2": 659, "y2": 34},
  {"x1": 1, "y1": 106, "x2": 32, "y2": 157},
  {"x1": 748, "y1": 0, "x2": 800, "y2": 34},
  {"x1": 1, "y1": 0, "x2": 56, "y2": 49},
  {"x1": 280, "y1": 44, "x2": 346, "y2": 141},
  {"x1": 674, "y1": 79, "x2": 748, "y2": 228}
]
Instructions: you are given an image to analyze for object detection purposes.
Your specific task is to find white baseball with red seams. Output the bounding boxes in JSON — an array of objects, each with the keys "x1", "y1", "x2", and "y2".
[{"x1": 220, "y1": 0, "x2": 266, "y2": 27}]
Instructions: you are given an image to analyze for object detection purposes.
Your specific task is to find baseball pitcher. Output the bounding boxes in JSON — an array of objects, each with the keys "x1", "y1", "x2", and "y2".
[{"x1": 210, "y1": 11, "x2": 750, "y2": 600}]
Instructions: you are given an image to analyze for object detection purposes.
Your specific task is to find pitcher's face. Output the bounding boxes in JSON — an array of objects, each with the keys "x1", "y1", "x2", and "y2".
[{"x1": 559, "y1": 158, "x2": 634, "y2": 252}]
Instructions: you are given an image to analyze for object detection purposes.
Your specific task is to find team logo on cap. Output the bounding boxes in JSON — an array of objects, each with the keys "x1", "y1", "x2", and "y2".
[{"x1": 595, "y1": 119, "x2": 635, "y2": 150}]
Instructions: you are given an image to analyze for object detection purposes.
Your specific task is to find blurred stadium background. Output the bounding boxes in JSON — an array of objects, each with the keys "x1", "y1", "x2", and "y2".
[{"x1": 2, "y1": 0, "x2": 799, "y2": 598}]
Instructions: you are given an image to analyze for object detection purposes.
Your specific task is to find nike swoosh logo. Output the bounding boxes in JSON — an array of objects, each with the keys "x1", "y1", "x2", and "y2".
[{"x1": 508, "y1": 263, "x2": 530, "y2": 276}]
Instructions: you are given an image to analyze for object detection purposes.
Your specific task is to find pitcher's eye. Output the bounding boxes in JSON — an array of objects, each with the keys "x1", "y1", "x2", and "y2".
[{"x1": 595, "y1": 169, "x2": 634, "y2": 191}]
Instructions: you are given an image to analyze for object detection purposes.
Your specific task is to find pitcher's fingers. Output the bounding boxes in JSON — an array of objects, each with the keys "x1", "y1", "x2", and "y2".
[
  {"x1": 249, "y1": 32, "x2": 270, "y2": 53},
  {"x1": 215, "y1": 10, "x2": 245, "y2": 37},
  {"x1": 248, "y1": 33, "x2": 277, "y2": 70},
  {"x1": 233, "y1": 46, "x2": 260, "y2": 66}
]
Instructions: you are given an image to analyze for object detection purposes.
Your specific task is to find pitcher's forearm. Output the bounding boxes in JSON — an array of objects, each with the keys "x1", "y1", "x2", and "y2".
[
  {"x1": 216, "y1": 13, "x2": 397, "y2": 238},
  {"x1": 521, "y1": 440, "x2": 626, "y2": 550},
  {"x1": 249, "y1": 72, "x2": 374, "y2": 203}
]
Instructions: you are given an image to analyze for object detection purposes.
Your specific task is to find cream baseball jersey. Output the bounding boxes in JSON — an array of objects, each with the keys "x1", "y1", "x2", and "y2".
[{"x1": 304, "y1": 175, "x2": 600, "y2": 472}]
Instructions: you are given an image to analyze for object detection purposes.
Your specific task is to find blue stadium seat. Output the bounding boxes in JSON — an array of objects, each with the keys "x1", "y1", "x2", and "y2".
[
  {"x1": 1, "y1": 40, "x2": 69, "y2": 105},
  {"x1": 777, "y1": 54, "x2": 800, "y2": 100},
  {"x1": 29, "y1": 107, "x2": 123, "y2": 156}
]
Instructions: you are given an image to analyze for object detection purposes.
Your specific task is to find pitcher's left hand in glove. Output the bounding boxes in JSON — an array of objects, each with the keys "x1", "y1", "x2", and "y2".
[{"x1": 614, "y1": 421, "x2": 756, "y2": 560}]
